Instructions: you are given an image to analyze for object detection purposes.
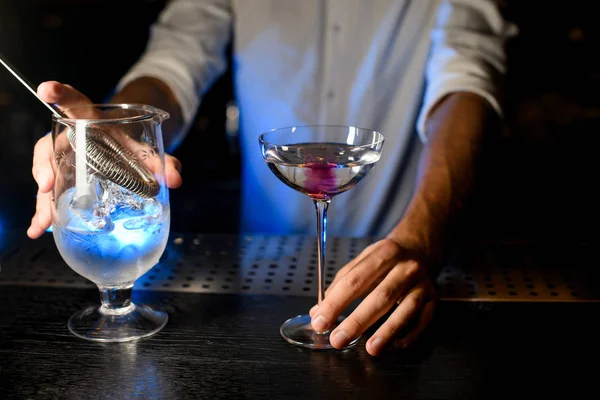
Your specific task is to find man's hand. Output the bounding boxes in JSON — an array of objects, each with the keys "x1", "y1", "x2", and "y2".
[
  {"x1": 309, "y1": 238, "x2": 437, "y2": 356},
  {"x1": 27, "y1": 81, "x2": 183, "y2": 239},
  {"x1": 308, "y1": 92, "x2": 496, "y2": 357}
]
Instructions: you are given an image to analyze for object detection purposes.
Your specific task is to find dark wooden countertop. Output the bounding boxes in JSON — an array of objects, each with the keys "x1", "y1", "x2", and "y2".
[
  {"x1": 0, "y1": 285, "x2": 598, "y2": 400},
  {"x1": 1, "y1": 234, "x2": 599, "y2": 399}
]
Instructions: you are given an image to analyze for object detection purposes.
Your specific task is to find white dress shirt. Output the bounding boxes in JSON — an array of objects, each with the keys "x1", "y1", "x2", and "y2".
[{"x1": 118, "y1": 0, "x2": 516, "y2": 236}]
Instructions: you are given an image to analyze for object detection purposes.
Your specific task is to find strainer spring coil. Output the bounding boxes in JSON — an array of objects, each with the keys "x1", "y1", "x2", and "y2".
[{"x1": 66, "y1": 127, "x2": 160, "y2": 198}]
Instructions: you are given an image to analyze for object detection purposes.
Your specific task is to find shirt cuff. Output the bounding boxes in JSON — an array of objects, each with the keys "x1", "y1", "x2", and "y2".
[{"x1": 416, "y1": 77, "x2": 502, "y2": 144}]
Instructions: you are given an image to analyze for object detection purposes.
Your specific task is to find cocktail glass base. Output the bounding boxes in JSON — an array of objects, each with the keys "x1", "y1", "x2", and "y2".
[
  {"x1": 280, "y1": 314, "x2": 360, "y2": 350},
  {"x1": 68, "y1": 303, "x2": 168, "y2": 343}
]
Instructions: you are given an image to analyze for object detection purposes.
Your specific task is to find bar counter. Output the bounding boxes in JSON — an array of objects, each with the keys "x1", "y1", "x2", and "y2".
[{"x1": 1, "y1": 233, "x2": 598, "y2": 399}]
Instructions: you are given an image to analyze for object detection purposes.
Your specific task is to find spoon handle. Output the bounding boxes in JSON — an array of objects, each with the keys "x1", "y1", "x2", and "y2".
[{"x1": 0, "y1": 53, "x2": 65, "y2": 118}]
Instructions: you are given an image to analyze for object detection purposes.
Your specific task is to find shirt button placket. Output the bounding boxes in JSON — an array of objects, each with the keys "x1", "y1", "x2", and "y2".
[
  {"x1": 321, "y1": 2, "x2": 342, "y2": 125},
  {"x1": 327, "y1": 17, "x2": 341, "y2": 114}
]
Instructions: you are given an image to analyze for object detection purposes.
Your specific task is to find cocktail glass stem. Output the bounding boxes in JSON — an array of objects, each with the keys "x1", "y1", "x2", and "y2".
[
  {"x1": 313, "y1": 199, "x2": 329, "y2": 333},
  {"x1": 68, "y1": 283, "x2": 167, "y2": 342},
  {"x1": 98, "y1": 286, "x2": 134, "y2": 315}
]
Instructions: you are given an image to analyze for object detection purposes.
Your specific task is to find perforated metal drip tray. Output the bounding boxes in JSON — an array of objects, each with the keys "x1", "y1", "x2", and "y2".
[{"x1": 1, "y1": 233, "x2": 599, "y2": 302}]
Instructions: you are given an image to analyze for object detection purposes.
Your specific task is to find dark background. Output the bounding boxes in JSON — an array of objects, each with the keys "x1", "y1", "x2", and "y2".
[{"x1": 1, "y1": 0, "x2": 598, "y2": 250}]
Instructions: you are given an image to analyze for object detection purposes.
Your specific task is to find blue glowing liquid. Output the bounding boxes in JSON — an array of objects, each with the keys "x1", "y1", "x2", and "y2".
[{"x1": 52, "y1": 190, "x2": 170, "y2": 288}]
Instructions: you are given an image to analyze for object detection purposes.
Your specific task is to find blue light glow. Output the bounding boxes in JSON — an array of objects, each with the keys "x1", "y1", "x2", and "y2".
[
  {"x1": 0, "y1": 216, "x2": 4, "y2": 246},
  {"x1": 112, "y1": 222, "x2": 157, "y2": 248},
  {"x1": 53, "y1": 218, "x2": 168, "y2": 285}
]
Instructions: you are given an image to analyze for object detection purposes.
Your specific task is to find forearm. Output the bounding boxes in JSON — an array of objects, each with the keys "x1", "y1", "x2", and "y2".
[
  {"x1": 109, "y1": 0, "x2": 233, "y2": 151},
  {"x1": 389, "y1": 92, "x2": 498, "y2": 262},
  {"x1": 110, "y1": 77, "x2": 184, "y2": 150}
]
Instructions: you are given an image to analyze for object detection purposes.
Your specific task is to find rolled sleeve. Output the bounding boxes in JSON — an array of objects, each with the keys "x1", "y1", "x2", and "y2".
[
  {"x1": 416, "y1": 0, "x2": 518, "y2": 143},
  {"x1": 117, "y1": 0, "x2": 232, "y2": 145}
]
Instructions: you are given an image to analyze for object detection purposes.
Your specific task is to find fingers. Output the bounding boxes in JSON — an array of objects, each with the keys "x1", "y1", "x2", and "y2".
[
  {"x1": 165, "y1": 154, "x2": 182, "y2": 189},
  {"x1": 27, "y1": 191, "x2": 52, "y2": 239},
  {"x1": 365, "y1": 286, "x2": 428, "y2": 356},
  {"x1": 37, "y1": 81, "x2": 67, "y2": 104},
  {"x1": 392, "y1": 299, "x2": 435, "y2": 351},
  {"x1": 309, "y1": 241, "x2": 381, "y2": 319},
  {"x1": 37, "y1": 81, "x2": 92, "y2": 107},
  {"x1": 37, "y1": 81, "x2": 96, "y2": 118},
  {"x1": 32, "y1": 135, "x2": 54, "y2": 193},
  {"x1": 27, "y1": 152, "x2": 181, "y2": 239},
  {"x1": 31, "y1": 134, "x2": 55, "y2": 239},
  {"x1": 310, "y1": 239, "x2": 402, "y2": 332},
  {"x1": 324, "y1": 240, "x2": 382, "y2": 298},
  {"x1": 138, "y1": 151, "x2": 182, "y2": 189},
  {"x1": 329, "y1": 261, "x2": 420, "y2": 349}
]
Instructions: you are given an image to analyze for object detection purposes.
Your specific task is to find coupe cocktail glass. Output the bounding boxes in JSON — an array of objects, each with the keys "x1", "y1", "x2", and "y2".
[{"x1": 259, "y1": 125, "x2": 384, "y2": 349}]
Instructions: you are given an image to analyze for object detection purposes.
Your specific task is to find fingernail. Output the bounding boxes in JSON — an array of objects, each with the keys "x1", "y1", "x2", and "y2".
[
  {"x1": 331, "y1": 330, "x2": 349, "y2": 347},
  {"x1": 309, "y1": 305, "x2": 318, "y2": 315},
  {"x1": 312, "y1": 315, "x2": 328, "y2": 332},
  {"x1": 371, "y1": 337, "x2": 384, "y2": 354}
]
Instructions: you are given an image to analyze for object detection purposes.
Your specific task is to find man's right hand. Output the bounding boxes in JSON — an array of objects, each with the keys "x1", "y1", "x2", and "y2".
[{"x1": 27, "y1": 81, "x2": 183, "y2": 239}]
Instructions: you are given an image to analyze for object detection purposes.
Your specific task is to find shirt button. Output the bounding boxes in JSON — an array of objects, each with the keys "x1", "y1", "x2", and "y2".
[
  {"x1": 332, "y1": 23, "x2": 341, "y2": 32},
  {"x1": 327, "y1": 90, "x2": 335, "y2": 99}
]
